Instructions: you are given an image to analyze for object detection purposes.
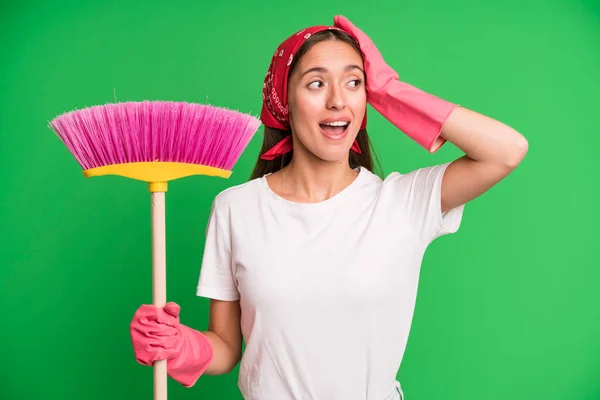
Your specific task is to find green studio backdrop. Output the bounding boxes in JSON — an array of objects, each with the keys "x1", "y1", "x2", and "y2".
[{"x1": 1, "y1": 0, "x2": 599, "y2": 399}]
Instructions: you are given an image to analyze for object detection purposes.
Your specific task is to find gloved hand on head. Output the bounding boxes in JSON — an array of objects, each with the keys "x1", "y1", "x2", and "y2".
[{"x1": 334, "y1": 15, "x2": 459, "y2": 153}]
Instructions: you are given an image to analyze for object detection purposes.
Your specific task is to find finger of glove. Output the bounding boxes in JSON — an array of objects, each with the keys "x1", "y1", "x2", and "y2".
[
  {"x1": 130, "y1": 316, "x2": 179, "y2": 339},
  {"x1": 334, "y1": 15, "x2": 375, "y2": 49},
  {"x1": 163, "y1": 302, "x2": 181, "y2": 318},
  {"x1": 131, "y1": 327, "x2": 180, "y2": 365},
  {"x1": 131, "y1": 329, "x2": 180, "y2": 350},
  {"x1": 334, "y1": 15, "x2": 399, "y2": 88},
  {"x1": 131, "y1": 322, "x2": 179, "y2": 340},
  {"x1": 132, "y1": 341, "x2": 179, "y2": 365},
  {"x1": 132, "y1": 304, "x2": 180, "y2": 328},
  {"x1": 333, "y1": 15, "x2": 391, "y2": 73}
]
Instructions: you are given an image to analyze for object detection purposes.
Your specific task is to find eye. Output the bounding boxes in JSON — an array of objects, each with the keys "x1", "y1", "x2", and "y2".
[
  {"x1": 307, "y1": 80, "x2": 324, "y2": 89},
  {"x1": 348, "y1": 78, "x2": 364, "y2": 87}
]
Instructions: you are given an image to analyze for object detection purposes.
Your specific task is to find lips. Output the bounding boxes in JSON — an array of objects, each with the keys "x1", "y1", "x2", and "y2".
[{"x1": 319, "y1": 118, "x2": 351, "y2": 140}]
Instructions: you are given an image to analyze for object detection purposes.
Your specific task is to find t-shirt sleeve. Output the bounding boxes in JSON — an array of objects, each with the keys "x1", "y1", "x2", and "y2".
[
  {"x1": 196, "y1": 196, "x2": 240, "y2": 301},
  {"x1": 384, "y1": 162, "x2": 465, "y2": 243}
]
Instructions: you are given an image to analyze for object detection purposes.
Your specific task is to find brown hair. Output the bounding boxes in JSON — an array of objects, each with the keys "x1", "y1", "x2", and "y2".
[{"x1": 249, "y1": 29, "x2": 382, "y2": 180}]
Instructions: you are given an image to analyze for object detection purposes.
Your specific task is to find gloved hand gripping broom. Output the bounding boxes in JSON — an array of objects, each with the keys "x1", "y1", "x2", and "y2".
[{"x1": 48, "y1": 100, "x2": 261, "y2": 400}]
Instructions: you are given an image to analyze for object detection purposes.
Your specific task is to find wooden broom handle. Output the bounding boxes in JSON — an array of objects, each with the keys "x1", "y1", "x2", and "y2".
[{"x1": 152, "y1": 191, "x2": 168, "y2": 400}]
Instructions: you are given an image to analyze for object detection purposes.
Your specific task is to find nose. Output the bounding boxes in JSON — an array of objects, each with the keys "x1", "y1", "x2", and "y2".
[{"x1": 326, "y1": 85, "x2": 345, "y2": 110}]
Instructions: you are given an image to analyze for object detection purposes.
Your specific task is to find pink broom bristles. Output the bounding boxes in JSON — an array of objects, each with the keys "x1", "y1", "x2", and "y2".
[{"x1": 48, "y1": 101, "x2": 262, "y2": 171}]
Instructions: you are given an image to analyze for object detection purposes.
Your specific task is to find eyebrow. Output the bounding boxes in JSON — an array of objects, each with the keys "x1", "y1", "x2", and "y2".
[{"x1": 300, "y1": 64, "x2": 364, "y2": 78}]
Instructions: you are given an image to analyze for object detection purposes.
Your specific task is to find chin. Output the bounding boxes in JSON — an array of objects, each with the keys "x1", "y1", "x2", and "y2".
[
  {"x1": 310, "y1": 146, "x2": 353, "y2": 163},
  {"x1": 296, "y1": 126, "x2": 359, "y2": 163}
]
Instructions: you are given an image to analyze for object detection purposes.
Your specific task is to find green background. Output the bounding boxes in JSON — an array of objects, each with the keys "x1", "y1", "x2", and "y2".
[{"x1": 1, "y1": 0, "x2": 599, "y2": 399}]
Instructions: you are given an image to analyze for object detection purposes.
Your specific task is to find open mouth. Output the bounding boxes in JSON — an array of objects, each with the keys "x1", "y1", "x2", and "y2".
[{"x1": 319, "y1": 121, "x2": 350, "y2": 138}]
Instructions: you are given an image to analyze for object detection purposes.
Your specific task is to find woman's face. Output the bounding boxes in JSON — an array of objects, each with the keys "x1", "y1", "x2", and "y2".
[{"x1": 287, "y1": 39, "x2": 366, "y2": 163}]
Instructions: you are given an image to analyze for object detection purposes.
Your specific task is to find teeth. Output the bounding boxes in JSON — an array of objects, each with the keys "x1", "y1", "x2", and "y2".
[{"x1": 323, "y1": 121, "x2": 348, "y2": 127}]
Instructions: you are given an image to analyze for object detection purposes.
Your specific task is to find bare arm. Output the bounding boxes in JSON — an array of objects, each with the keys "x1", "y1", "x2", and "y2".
[
  {"x1": 202, "y1": 299, "x2": 243, "y2": 375},
  {"x1": 440, "y1": 106, "x2": 528, "y2": 213}
]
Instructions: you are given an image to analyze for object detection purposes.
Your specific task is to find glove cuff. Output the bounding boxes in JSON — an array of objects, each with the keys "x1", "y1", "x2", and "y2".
[
  {"x1": 369, "y1": 80, "x2": 458, "y2": 153},
  {"x1": 167, "y1": 325, "x2": 214, "y2": 388}
]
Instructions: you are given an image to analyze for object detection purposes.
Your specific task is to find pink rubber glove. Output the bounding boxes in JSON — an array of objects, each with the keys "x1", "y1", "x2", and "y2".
[
  {"x1": 130, "y1": 302, "x2": 214, "y2": 388},
  {"x1": 334, "y1": 15, "x2": 459, "y2": 153}
]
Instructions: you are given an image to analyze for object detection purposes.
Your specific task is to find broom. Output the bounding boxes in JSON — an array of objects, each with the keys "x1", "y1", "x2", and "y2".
[{"x1": 48, "y1": 100, "x2": 261, "y2": 400}]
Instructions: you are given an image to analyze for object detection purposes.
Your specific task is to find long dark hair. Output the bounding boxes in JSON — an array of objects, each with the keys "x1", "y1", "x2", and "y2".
[{"x1": 249, "y1": 29, "x2": 382, "y2": 180}]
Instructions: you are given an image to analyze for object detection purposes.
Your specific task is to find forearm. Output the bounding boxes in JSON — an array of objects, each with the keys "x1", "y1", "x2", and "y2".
[
  {"x1": 440, "y1": 106, "x2": 528, "y2": 168},
  {"x1": 202, "y1": 330, "x2": 242, "y2": 375}
]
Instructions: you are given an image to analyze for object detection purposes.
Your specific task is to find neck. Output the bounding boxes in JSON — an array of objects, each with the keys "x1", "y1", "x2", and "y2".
[{"x1": 277, "y1": 152, "x2": 358, "y2": 203}]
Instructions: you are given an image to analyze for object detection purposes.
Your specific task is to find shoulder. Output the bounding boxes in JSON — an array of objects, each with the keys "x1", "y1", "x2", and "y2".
[
  {"x1": 361, "y1": 162, "x2": 452, "y2": 193},
  {"x1": 386, "y1": 162, "x2": 451, "y2": 179},
  {"x1": 383, "y1": 162, "x2": 451, "y2": 187},
  {"x1": 373, "y1": 162, "x2": 464, "y2": 239},
  {"x1": 210, "y1": 175, "x2": 264, "y2": 212}
]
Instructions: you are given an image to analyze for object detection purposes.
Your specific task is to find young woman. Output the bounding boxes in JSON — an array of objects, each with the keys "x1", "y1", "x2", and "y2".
[{"x1": 130, "y1": 16, "x2": 528, "y2": 400}]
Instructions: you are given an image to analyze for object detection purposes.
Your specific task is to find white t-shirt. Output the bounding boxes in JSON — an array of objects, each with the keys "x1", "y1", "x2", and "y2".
[{"x1": 196, "y1": 162, "x2": 464, "y2": 400}]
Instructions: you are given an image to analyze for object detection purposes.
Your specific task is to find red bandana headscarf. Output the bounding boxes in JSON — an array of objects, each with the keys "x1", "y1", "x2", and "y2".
[{"x1": 259, "y1": 25, "x2": 367, "y2": 160}]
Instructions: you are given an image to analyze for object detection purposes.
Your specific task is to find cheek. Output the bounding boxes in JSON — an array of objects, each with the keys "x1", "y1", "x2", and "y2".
[
  {"x1": 289, "y1": 97, "x2": 323, "y2": 133},
  {"x1": 294, "y1": 94, "x2": 324, "y2": 122},
  {"x1": 339, "y1": 93, "x2": 366, "y2": 127},
  {"x1": 349, "y1": 90, "x2": 367, "y2": 111}
]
